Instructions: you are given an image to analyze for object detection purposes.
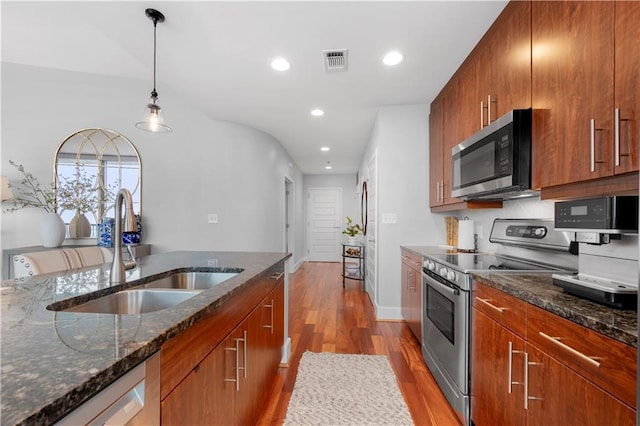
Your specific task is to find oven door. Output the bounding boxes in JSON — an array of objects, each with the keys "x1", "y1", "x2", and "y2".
[{"x1": 422, "y1": 270, "x2": 469, "y2": 394}]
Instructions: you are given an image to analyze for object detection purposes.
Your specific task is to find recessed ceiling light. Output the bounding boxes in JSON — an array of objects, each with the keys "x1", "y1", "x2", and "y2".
[
  {"x1": 271, "y1": 57, "x2": 291, "y2": 71},
  {"x1": 311, "y1": 109, "x2": 325, "y2": 117},
  {"x1": 383, "y1": 51, "x2": 404, "y2": 66},
  {"x1": 321, "y1": 146, "x2": 330, "y2": 152},
  {"x1": 325, "y1": 165, "x2": 333, "y2": 170}
]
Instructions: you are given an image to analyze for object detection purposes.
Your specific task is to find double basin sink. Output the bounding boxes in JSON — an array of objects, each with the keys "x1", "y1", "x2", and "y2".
[{"x1": 49, "y1": 271, "x2": 240, "y2": 315}]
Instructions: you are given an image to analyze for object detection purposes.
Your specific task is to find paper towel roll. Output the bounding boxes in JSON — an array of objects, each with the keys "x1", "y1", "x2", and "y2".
[{"x1": 457, "y1": 220, "x2": 475, "y2": 251}]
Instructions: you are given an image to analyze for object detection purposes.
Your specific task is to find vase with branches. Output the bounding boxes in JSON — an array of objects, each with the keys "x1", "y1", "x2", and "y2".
[{"x1": 3, "y1": 160, "x2": 65, "y2": 247}]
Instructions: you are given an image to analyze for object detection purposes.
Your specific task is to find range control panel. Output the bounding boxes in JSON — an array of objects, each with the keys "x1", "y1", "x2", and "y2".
[{"x1": 505, "y1": 225, "x2": 547, "y2": 239}]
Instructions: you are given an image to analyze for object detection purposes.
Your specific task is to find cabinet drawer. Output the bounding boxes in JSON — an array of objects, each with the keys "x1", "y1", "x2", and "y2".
[
  {"x1": 527, "y1": 304, "x2": 636, "y2": 408},
  {"x1": 401, "y1": 249, "x2": 422, "y2": 271},
  {"x1": 472, "y1": 281, "x2": 527, "y2": 338}
]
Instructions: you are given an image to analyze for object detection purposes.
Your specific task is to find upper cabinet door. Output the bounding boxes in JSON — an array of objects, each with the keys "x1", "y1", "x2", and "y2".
[
  {"x1": 614, "y1": 0, "x2": 640, "y2": 175},
  {"x1": 429, "y1": 94, "x2": 445, "y2": 208},
  {"x1": 532, "y1": 1, "x2": 615, "y2": 188},
  {"x1": 486, "y1": 0, "x2": 532, "y2": 120}
]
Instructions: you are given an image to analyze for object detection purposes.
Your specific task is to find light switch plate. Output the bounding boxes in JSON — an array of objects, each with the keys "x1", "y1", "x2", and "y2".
[
  {"x1": 381, "y1": 213, "x2": 397, "y2": 224},
  {"x1": 207, "y1": 213, "x2": 219, "y2": 224}
]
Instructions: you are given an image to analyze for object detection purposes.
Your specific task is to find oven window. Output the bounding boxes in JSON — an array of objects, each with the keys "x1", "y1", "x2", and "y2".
[{"x1": 426, "y1": 285, "x2": 455, "y2": 344}]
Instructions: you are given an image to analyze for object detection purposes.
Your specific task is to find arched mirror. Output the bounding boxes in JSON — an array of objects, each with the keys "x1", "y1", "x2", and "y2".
[{"x1": 53, "y1": 128, "x2": 141, "y2": 239}]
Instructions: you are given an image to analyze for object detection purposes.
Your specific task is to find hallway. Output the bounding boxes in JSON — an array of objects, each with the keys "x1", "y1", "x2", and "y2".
[{"x1": 257, "y1": 262, "x2": 461, "y2": 425}]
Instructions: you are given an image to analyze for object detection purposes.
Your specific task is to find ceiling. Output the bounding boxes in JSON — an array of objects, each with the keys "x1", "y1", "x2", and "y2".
[{"x1": 1, "y1": 1, "x2": 508, "y2": 174}]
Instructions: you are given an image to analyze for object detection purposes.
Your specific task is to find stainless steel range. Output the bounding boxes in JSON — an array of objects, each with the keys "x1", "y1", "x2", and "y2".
[{"x1": 421, "y1": 219, "x2": 578, "y2": 425}]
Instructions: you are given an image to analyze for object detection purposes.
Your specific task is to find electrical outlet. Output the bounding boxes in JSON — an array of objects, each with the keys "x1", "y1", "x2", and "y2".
[
  {"x1": 207, "y1": 213, "x2": 219, "y2": 224},
  {"x1": 207, "y1": 259, "x2": 219, "y2": 266},
  {"x1": 381, "y1": 213, "x2": 397, "y2": 224}
]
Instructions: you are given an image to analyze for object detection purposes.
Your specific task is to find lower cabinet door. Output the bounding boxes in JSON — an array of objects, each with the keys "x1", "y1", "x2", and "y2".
[
  {"x1": 471, "y1": 309, "x2": 526, "y2": 426},
  {"x1": 525, "y1": 343, "x2": 635, "y2": 426},
  {"x1": 161, "y1": 333, "x2": 236, "y2": 425}
]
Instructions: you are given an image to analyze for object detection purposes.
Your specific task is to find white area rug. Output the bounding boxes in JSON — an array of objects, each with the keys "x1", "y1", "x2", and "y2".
[{"x1": 284, "y1": 351, "x2": 413, "y2": 425}]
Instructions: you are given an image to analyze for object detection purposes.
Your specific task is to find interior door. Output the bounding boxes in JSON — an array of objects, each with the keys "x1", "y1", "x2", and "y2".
[
  {"x1": 365, "y1": 152, "x2": 377, "y2": 302},
  {"x1": 307, "y1": 188, "x2": 341, "y2": 262}
]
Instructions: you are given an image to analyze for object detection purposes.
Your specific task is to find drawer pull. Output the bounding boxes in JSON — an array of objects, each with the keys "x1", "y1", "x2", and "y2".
[
  {"x1": 476, "y1": 297, "x2": 505, "y2": 313},
  {"x1": 538, "y1": 332, "x2": 601, "y2": 368},
  {"x1": 270, "y1": 272, "x2": 285, "y2": 280}
]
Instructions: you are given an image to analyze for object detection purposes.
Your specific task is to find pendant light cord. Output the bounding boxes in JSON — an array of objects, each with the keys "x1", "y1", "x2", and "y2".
[{"x1": 152, "y1": 17, "x2": 158, "y2": 96}]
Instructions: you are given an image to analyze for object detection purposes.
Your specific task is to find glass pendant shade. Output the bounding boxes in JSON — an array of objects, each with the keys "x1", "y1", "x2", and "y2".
[{"x1": 136, "y1": 93, "x2": 172, "y2": 133}]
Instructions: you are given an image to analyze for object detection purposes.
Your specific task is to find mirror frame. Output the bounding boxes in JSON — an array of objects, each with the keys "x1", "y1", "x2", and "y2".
[{"x1": 52, "y1": 128, "x2": 142, "y2": 239}]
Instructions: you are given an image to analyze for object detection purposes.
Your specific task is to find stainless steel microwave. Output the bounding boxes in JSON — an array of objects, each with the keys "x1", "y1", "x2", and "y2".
[{"x1": 451, "y1": 108, "x2": 534, "y2": 200}]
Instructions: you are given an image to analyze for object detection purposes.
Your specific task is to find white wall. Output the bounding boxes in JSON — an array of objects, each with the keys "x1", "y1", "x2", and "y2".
[
  {"x1": 1, "y1": 63, "x2": 305, "y2": 267},
  {"x1": 302, "y1": 173, "x2": 358, "y2": 263},
  {"x1": 358, "y1": 104, "x2": 447, "y2": 319}
]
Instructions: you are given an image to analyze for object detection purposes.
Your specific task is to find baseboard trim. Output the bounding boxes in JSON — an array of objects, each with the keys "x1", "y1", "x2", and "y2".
[
  {"x1": 291, "y1": 257, "x2": 306, "y2": 273},
  {"x1": 374, "y1": 305, "x2": 403, "y2": 321}
]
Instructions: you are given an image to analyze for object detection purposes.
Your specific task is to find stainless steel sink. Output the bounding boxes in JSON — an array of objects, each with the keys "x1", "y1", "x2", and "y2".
[
  {"x1": 62, "y1": 289, "x2": 202, "y2": 315},
  {"x1": 141, "y1": 271, "x2": 239, "y2": 290}
]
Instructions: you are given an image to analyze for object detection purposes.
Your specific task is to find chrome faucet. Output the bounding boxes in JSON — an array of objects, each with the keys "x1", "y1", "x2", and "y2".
[{"x1": 110, "y1": 188, "x2": 138, "y2": 284}]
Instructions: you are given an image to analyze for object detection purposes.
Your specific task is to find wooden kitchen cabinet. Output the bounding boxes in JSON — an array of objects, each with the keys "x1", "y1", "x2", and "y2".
[
  {"x1": 429, "y1": 85, "x2": 502, "y2": 212},
  {"x1": 532, "y1": 1, "x2": 639, "y2": 197},
  {"x1": 613, "y1": 0, "x2": 640, "y2": 176},
  {"x1": 428, "y1": 93, "x2": 445, "y2": 208},
  {"x1": 471, "y1": 281, "x2": 636, "y2": 426},
  {"x1": 401, "y1": 249, "x2": 422, "y2": 340},
  {"x1": 526, "y1": 343, "x2": 634, "y2": 426},
  {"x1": 457, "y1": 1, "x2": 532, "y2": 139},
  {"x1": 471, "y1": 310, "x2": 525, "y2": 426},
  {"x1": 161, "y1": 265, "x2": 285, "y2": 425},
  {"x1": 428, "y1": 1, "x2": 529, "y2": 212}
]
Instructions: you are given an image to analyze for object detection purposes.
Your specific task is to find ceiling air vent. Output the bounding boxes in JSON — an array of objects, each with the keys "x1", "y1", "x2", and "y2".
[{"x1": 323, "y1": 49, "x2": 348, "y2": 72}]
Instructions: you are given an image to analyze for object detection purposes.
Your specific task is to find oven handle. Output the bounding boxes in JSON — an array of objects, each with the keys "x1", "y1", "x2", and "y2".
[{"x1": 422, "y1": 271, "x2": 460, "y2": 296}]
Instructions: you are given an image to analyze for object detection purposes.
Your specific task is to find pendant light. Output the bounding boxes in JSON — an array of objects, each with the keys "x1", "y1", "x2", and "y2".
[{"x1": 136, "y1": 8, "x2": 172, "y2": 133}]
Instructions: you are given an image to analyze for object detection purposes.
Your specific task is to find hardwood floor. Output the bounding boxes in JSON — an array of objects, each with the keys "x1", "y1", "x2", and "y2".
[{"x1": 256, "y1": 262, "x2": 462, "y2": 426}]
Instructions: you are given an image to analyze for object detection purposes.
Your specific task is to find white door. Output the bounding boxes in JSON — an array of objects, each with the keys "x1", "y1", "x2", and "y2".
[
  {"x1": 307, "y1": 188, "x2": 342, "y2": 262},
  {"x1": 284, "y1": 178, "x2": 293, "y2": 253},
  {"x1": 366, "y1": 151, "x2": 377, "y2": 302}
]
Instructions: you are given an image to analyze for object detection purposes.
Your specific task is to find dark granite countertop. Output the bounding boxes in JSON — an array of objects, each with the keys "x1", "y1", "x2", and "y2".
[
  {"x1": 1, "y1": 250, "x2": 290, "y2": 425},
  {"x1": 472, "y1": 273, "x2": 637, "y2": 348}
]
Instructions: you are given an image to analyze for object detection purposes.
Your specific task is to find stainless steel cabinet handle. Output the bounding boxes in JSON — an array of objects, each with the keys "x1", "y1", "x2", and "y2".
[
  {"x1": 615, "y1": 108, "x2": 621, "y2": 166},
  {"x1": 508, "y1": 341, "x2": 524, "y2": 394},
  {"x1": 224, "y1": 340, "x2": 240, "y2": 391},
  {"x1": 524, "y1": 352, "x2": 543, "y2": 409},
  {"x1": 270, "y1": 272, "x2": 285, "y2": 280},
  {"x1": 241, "y1": 330, "x2": 247, "y2": 378},
  {"x1": 487, "y1": 95, "x2": 493, "y2": 124},
  {"x1": 524, "y1": 352, "x2": 529, "y2": 409},
  {"x1": 590, "y1": 118, "x2": 596, "y2": 172},
  {"x1": 263, "y1": 299, "x2": 274, "y2": 334},
  {"x1": 538, "y1": 332, "x2": 601, "y2": 367},
  {"x1": 590, "y1": 119, "x2": 604, "y2": 172},
  {"x1": 475, "y1": 297, "x2": 506, "y2": 313}
]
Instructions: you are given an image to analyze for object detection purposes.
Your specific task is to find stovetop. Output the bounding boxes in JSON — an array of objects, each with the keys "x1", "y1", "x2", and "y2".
[
  {"x1": 422, "y1": 252, "x2": 576, "y2": 291},
  {"x1": 426, "y1": 252, "x2": 569, "y2": 274}
]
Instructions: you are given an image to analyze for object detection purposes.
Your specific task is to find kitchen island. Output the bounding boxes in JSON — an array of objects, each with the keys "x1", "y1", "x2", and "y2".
[{"x1": 1, "y1": 250, "x2": 290, "y2": 425}]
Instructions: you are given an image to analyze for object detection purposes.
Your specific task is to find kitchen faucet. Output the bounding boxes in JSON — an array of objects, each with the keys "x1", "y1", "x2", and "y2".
[{"x1": 110, "y1": 188, "x2": 138, "y2": 284}]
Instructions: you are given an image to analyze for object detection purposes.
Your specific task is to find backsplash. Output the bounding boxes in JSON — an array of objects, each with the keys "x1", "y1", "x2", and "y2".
[{"x1": 457, "y1": 195, "x2": 554, "y2": 253}]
